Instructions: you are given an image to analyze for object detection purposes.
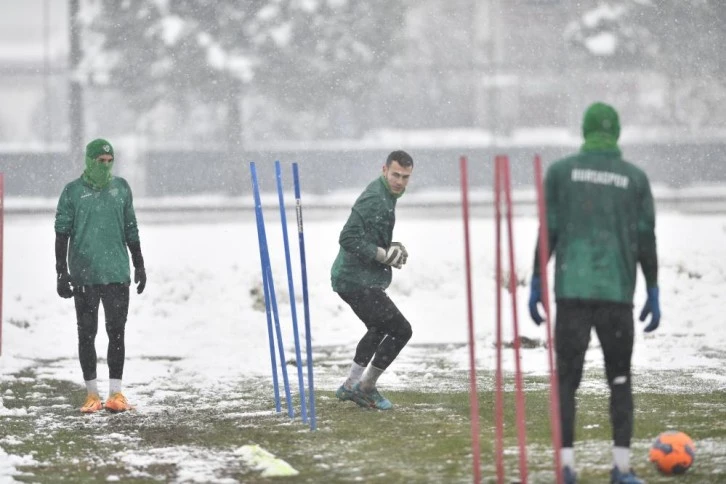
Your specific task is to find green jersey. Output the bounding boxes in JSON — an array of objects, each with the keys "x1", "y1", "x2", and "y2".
[
  {"x1": 55, "y1": 176, "x2": 140, "y2": 286},
  {"x1": 331, "y1": 177, "x2": 398, "y2": 292},
  {"x1": 534, "y1": 149, "x2": 658, "y2": 304}
]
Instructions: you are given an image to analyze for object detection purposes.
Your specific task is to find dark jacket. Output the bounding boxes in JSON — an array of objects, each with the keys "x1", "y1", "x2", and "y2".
[
  {"x1": 534, "y1": 149, "x2": 658, "y2": 304},
  {"x1": 331, "y1": 176, "x2": 398, "y2": 292},
  {"x1": 55, "y1": 176, "x2": 140, "y2": 286}
]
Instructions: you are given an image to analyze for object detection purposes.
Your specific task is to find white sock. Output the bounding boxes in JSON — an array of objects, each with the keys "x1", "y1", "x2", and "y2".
[
  {"x1": 359, "y1": 365, "x2": 385, "y2": 392},
  {"x1": 109, "y1": 379, "x2": 123, "y2": 395},
  {"x1": 560, "y1": 447, "x2": 575, "y2": 469},
  {"x1": 85, "y1": 379, "x2": 98, "y2": 395},
  {"x1": 343, "y1": 362, "x2": 366, "y2": 389},
  {"x1": 613, "y1": 446, "x2": 630, "y2": 472}
]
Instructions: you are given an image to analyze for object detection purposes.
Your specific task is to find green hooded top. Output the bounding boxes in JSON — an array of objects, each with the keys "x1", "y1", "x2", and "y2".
[
  {"x1": 55, "y1": 149, "x2": 140, "y2": 286},
  {"x1": 533, "y1": 102, "x2": 658, "y2": 304},
  {"x1": 331, "y1": 176, "x2": 401, "y2": 292}
]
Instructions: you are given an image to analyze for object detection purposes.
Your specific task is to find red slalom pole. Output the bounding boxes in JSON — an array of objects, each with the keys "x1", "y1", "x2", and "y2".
[
  {"x1": 534, "y1": 154, "x2": 563, "y2": 484},
  {"x1": 502, "y1": 156, "x2": 528, "y2": 484},
  {"x1": 493, "y1": 156, "x2": 505, "y2": 483},
  {"x1": 460, "y1": 156, "x2": 481, "y2": 484}
]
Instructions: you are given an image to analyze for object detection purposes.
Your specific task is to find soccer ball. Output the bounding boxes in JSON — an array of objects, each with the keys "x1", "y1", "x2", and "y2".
[{"x1": 648, "y1": 431, "x2": 695, "y2": 475}]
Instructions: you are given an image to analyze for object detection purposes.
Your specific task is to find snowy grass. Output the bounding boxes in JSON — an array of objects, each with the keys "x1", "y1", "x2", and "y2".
[
  {"x1": 2, "y1": 210, "x2": 726, "y2": 482},
  {"x1": 2, "y1": 356, "x2": 725, "y2": 483}
]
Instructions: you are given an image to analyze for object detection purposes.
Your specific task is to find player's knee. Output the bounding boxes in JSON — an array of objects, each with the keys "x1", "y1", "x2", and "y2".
[
  {"x1": 398, "y1": 321, "x2": 412, "y2": 342},
  {"x1": 611, "y1": 374, "x2": 629, "y2": 386}
]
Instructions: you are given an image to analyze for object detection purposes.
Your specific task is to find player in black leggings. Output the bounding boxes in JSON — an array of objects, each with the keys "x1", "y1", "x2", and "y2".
[
  {"x1": 331, "y1": 150, "x2": 414, "y2": 410},
  {"x1": 55, "y1": 138, "x2": 146, "y2": 413}
]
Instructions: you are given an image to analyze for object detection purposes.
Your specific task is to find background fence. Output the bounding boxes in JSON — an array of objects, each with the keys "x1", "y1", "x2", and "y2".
[
  {"x1": 3, "y1": 142, "x2": 726, "y2": 219},
  {"x1": 2, "y1": 140, "x2": 726, "y2": 199}
]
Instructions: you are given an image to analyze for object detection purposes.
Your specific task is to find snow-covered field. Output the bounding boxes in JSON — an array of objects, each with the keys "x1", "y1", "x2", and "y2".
[{"x1": 1, "y1": 205, "x2": 725, "y2": 481}]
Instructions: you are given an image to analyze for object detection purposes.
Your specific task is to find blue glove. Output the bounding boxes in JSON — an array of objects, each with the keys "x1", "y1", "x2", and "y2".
[
  {"x1": 639, "y1": 287, "x2": 660, "y2": 333},
  {"x1": 528, "y1": 276, "x2": 545, "y2": 326}
]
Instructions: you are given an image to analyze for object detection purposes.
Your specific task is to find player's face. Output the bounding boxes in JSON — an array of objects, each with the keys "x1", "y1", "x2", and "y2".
[{"x1": 382, "y1": 161, "x2": 413, "y2": 194}]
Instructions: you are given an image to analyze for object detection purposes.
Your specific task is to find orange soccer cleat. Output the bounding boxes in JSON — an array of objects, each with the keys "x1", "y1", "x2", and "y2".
[
  {"x1": 80, "y1": 393, "x2": 103, "y2": 413},
  {"x1": 104, "y1": 392, "x2": 133, "y2": 413}
]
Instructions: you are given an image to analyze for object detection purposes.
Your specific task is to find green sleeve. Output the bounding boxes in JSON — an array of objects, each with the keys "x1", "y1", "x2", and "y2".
[
  {"x1": 532, "y1": 164, "x2": 558, "y2": 277},
  {"x1": 637, "y1": 176, "x2": 658, "y2": 288},
  {"x1": 123, "y1": 182, "x2": 140, "y2": 243},
  {"x1": 338, "y1": 206, "x2": 379, "y2": 262},
  {"x1": 54, "y1": 185, "x2": 74, "y2": 235}
]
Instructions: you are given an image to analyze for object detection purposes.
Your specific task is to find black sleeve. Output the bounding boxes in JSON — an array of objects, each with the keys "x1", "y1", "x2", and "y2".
[
  {"x1": 55, "y1": 232, "x2": 69, "y2": 273},
  {"x1": 127, "y1": 240, "x2": 145, "y2": 269}
]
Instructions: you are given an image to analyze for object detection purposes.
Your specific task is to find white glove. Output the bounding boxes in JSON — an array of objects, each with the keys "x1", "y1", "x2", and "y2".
[
  {"x1": 375, "y1": 242, "x2": 408, "y2": 269},
  {"x1": 391, "y1": 242, "x2": 408, "y2": 265}
]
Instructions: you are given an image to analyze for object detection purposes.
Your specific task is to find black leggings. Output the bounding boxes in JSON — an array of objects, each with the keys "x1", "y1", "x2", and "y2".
[
  {"x1": 338, "y1": 288, "x2": 412, "y2": 371},
  {"x1": 73, "y1": 283, "x2": 130, "y2": 381},
  {"x1": 555, "y1": 300, "x2": 634, "y2": 448}
]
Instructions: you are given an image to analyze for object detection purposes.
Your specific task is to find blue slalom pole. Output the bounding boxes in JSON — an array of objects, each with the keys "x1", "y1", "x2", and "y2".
[
  {"x1": 265, "y1": 262, "x2": 294, "y2": 418},
  {"x1": 250, "y1": 162, "x2": 280, "y2": 412},
  {"x1": 293, "y1": 162, "x2": 316, "y2": 431},
  {"x1": 275, "y1": 161, "x2": 308, "y2": 424},
  {"x1": 250, "y1": 162, "x2": 294, "y2": 418}
]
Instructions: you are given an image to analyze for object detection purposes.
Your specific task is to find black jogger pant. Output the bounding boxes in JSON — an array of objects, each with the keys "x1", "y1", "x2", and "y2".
[
  {"x1": 338, "y1": 288, "x2": 412, "y2": 371},
  {"x1": 73, "y1": 283, "x2": 130, "y2": 381},
  {"x1": 555, "y1": 300, "x2": 634, "y2": 448}
]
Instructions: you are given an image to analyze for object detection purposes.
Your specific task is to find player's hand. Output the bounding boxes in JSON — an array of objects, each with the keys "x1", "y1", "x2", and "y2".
[
  {"x1": 390, "y1": 242, "x2": 408, "y2": 267},
  {"x1": 528, "y1": 276, "x2": 545, "y2": 325},
  {"x1": 57, "y1": 271, "x2": 74, "y2": 298},
  {"x1": 639, "y1": 287, "x2": 660, "y2": 332},
  {"x1": 134, "y1": 267, "x2": 147, "y2": 294},
  {"x1": 375, "y1": 245, "x2": 405, "y2": 269}
]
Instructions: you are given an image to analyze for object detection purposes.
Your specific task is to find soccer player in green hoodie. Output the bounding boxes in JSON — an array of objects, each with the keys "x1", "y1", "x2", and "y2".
[
  {"x1": 55, "y1": 138, "x2": 147, "y2": 414},
  {"x1": 331, "y1": 150, "x2": 414, "y2": 410},
  {"x1": 529, "y1": 103, "x2": 660, "y2": 484}
]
